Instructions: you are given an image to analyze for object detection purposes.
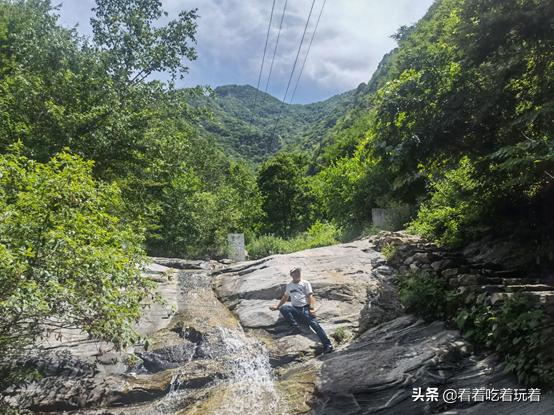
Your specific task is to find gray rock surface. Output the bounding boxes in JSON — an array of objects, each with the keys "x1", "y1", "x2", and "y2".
[
  {"x1": 1, "y1": 262, "x2": 245, "y2": 413},
  {"x1": 3, "y1": 241, "x2": 552, "y2": 414},
  {"x1": 214, "y1": 240, "x2": 404, "y2": 360},
  {"x1": 307, "y1": 315, "x2": 554, "y2": 414}
]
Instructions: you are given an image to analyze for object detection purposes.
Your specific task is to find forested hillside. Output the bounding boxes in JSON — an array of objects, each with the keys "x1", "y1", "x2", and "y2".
[
  {"x1": 303, "y1": 0, "x2": 554, "y2": 269},
  {"x1": 189, "y1": 84, "x2": 358, "y2": 164},
  {"x1": 0, "y1": 0, "x2": 264, "y2": 366}
]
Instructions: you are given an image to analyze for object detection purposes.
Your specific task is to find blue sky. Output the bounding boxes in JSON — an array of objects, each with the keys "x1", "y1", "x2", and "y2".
[{"x1": 57, "y1": 0, "x2": 435, "y2": 104}]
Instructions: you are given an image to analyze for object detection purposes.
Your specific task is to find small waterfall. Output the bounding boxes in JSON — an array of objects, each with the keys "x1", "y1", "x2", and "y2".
[
  {"x1": 213, "y1": 327, "x2": 288, "y2": 415},
  {"x1": 140, "y1": 327, "x2": 287, "y2": 415},
  {"x1": 119, "y1": 267, "x2": 288, "y2": 415},
  {"x1": 168, "y1": 372, "x2": 183, "y2": 395}
]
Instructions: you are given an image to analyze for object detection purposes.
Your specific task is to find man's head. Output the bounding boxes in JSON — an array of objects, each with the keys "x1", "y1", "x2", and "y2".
[{"x1": 289, "y1": 266, "x2": 302, "y2": 283}]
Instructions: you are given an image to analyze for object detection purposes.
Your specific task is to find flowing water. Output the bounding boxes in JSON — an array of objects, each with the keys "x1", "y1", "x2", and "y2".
[
  {"x1": 210, "y1": 327, "x2": 287, "y2": 415},
  {"x1": 113, "y1": 269, "x2": 288, "y2": 415}
]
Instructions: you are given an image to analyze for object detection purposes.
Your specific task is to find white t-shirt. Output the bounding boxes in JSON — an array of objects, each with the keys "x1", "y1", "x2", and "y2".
[{"x1": 285, "y1": 280, "x2": 313, "y2": 307}]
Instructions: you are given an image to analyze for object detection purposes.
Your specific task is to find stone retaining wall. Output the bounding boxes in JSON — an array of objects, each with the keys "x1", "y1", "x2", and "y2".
[{"x1": 369, "y1": 231, "x2": 554, "y2": 319}]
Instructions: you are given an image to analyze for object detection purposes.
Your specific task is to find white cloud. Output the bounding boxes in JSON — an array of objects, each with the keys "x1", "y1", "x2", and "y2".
[{"x1": 57, "y1": 0, "x2": 435, "y2": 103}]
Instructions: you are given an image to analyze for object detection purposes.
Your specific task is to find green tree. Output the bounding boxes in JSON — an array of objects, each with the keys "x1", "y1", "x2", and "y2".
[
  {"x1": 152, "y1": 160, "x2": 263, "y2": 258},
  {"x1": 312, "y1": 0, "x2": 553, "y2": 265},
  {"x1": 0, "y1": 148, "x2": 151, "y2": 361},
  {"x1": 257, "y1": 153, "x2": 308, "y2": 236},
  {"x1": 0, "y1": 0, "x2": 199, "y2": 178},
  {"x1": 91, "y1": 0, "x2": 198, "y2": 86},
  {"x1": 0, "y1": 1, "x2": 264, "y2": 258}
]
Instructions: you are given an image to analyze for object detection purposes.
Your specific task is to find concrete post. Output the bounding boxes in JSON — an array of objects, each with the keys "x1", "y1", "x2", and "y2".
[
  {"x1": 371, "y1": 205, "x2": 412, "y2": 230},
  {"x1": 227, "y1": 233, "x2": 246, "y2": 262}
]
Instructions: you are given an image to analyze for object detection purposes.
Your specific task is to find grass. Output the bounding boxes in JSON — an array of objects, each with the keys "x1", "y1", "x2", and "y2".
[{"x1": 247, "y1": 221, "x2": 340, "y2": 259}]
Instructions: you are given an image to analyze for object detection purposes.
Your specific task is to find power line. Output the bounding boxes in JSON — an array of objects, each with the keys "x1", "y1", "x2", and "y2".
[
  {"x1": 289, "y1": 0, "x2": 326, "y2": 104},
  {"x1": 264, "y1": 0, "x2": 288, "y2": 93},
  {"x1": 280, "y1": 0, "x2": 317, "y2": 104},
  {"x1": 270, "y1": 0, "x2": 317, "y2": 138},
  {"x1": 253, "y1": 0, "x2": 277, "y2": 108}
]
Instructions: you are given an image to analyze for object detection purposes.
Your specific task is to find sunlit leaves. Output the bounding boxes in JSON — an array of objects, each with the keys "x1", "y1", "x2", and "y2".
[{"x1": 0, "y1": 149, "x2": 150, "y2": 359}]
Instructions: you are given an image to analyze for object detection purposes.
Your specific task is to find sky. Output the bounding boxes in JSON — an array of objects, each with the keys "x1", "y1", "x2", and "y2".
[{"x1": 57, "y1": 0, "x2": 435, "y2": 104}]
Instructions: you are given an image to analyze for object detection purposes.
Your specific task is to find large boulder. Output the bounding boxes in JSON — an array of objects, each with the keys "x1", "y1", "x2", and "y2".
[
  {"x1": 279, "y1": 315, "x2": 554, "y2": 414},
  {"x1": 214, "y1": 240, "x2": 404, "y2": 361}
]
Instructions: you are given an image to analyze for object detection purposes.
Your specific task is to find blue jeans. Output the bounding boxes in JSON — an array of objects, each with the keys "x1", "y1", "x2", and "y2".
[{"x1": 279, "y1": 304, "x2": 331, "y2": 347}]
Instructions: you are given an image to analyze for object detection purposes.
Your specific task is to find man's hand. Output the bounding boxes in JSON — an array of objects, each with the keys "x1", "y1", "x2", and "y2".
[
  {"x1": 309, "y1": 308, "x2": 317, "y2": 317},
  {"x1": 269, "y1": 305, "x2": 279, "y2": 311}
]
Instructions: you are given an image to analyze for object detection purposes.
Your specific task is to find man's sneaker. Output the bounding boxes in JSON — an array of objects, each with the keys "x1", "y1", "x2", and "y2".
[{"x1": 323, "y1": 344, "x2": 334, "y2": 354}]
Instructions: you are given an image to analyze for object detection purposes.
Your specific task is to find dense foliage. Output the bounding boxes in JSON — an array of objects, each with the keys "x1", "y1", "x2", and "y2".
[
  {"x1": 247, "y1": 221, "x2": 340, "y2": 259},
  {"x1": 0, "y1": 0, "x2": 263, "y2": 258},
  {"x1": 257, "y1": 152, "x2": 313, "y2": 236},
  {"x1": 0, "y1": 148, "x2": 150, "y2": 356},
  {"x1": 0, "y1": 0, "x2": 262, "y2": 365},
  {"x1": 398, "y1": 270, "x2": 554, "y2": 386},
  {"x1": 307, "y1": 0, "x2": 554, "y2": 269}
]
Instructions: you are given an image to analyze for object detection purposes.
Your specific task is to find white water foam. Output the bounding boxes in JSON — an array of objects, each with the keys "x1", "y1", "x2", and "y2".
[{"x1": 214, "y1": 327, "x2": 288, "y2": 415}]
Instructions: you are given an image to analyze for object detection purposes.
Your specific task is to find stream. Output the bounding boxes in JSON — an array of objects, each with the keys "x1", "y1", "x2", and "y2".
[{"x1": 106, "y1": 268, "x2": 289, "y2": 415}]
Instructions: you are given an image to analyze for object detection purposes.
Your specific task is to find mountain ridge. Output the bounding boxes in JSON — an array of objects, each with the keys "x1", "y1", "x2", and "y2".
[{"x1": 189, "y1": 83, "x2": 362, "y2": 164}]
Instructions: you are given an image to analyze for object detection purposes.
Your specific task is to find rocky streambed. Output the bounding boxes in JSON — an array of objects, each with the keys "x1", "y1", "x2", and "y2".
[{"x1": 2, "y1": 238, "x2": 553, "y2": 414}]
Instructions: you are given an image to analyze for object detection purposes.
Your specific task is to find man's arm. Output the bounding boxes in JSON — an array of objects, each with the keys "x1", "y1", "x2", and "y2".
[{"x1": 269, "y1": 293, "x2": 289, "y2": 311}]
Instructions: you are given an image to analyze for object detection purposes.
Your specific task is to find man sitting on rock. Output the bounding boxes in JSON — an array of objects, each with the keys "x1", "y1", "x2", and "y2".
[{"x1": 269, "y1": 266, "x2": 334, "y2": 354}]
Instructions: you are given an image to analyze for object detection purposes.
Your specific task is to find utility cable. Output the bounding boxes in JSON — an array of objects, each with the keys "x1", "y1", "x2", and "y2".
[
  {"x1": 270, "y1": 0, "x2": 317, "y2": 138},
  {"x1": 280, "y1": 0, "x2": 317, "y2": 104},
  {"x1": 253, "y1": 0, "x2": 277, "y2": 108},
  {"x1": 264, "y1": 0, "x2": 288, "y2": 93},
  {"x1": 289, "y1": 0, "x2": 326, "y2": 104}
]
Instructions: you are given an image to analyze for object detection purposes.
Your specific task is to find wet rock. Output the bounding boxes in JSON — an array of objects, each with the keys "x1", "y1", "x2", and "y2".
[
  {"x1": 1, "y1": 265, "x2": 238, "y2": 413},
  {"x1": 137, "y1": 342, "x2": 197, "y2": 372},
  {"x1": 277, "y1": 363, "x2": 318, "y2": 413}
]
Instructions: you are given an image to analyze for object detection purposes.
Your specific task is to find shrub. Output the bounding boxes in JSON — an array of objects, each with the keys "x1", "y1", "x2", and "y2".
[
  {"x1": 0, "y1": 149, "x2": 152, "y2": 363},
  {"x1": 247, "y1": 222, "x2": 340, "y2": 259},
  {"x1": 456, "y1": 295, "x2": 554, "y2": 386},
  {"x1": 493, "y1": 296, "x2": 554, "y2": 386},
  {"x1": 246, "y1": 235, "x2": 290, "y2": 259},
  {"x1": 399, "y1": 269, "x2": 554, "y2": 386},
  {"x1": 409, "y1": 157, "x2": 487, "y2": 248},
  {"x1": 331, "y1": 327, "x2": 351, "y2": 344},
  {"x1": 398, "y1": 271, "x2": 451, "y2": 321},
  {"x1": 381, "y1": 242, "x2": 398, "y2": 261},
  {"x1": 291, "y1": 221, "x2": 340, "y2": 251}
]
